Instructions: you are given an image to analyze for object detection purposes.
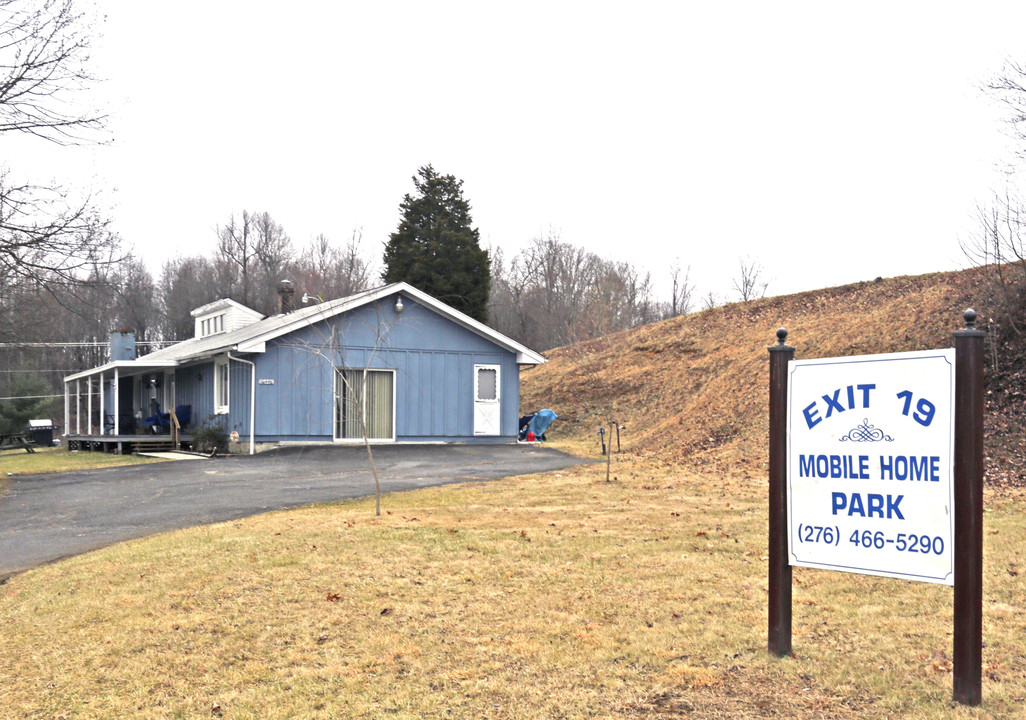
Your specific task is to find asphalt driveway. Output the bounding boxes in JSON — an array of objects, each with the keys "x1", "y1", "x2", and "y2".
[{"x1": 0, "y1": 444, "x2": 588, "y2": 578}]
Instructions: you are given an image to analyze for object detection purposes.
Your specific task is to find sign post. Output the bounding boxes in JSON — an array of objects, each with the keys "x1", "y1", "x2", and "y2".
[
  {"x1": 768, "y1": 328, "x2": 794, "y2": 657},
  {"x1": 953, "y1": 310, "x2": 985, "y2": 706},
  {"x1": 767, "y1": 311, "x2": 985, "y2": 706}
]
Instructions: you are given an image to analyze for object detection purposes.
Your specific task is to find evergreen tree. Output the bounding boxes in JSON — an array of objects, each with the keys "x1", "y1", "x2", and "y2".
[
  {"x1": 383, "y1": 165, "x2": 491, "y2": 322},
  {"x1": 0, "y1": 375, "x2": 50, "y2": 434}
]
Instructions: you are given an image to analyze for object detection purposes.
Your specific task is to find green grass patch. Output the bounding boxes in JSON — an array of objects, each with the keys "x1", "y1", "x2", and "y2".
[{"x1": 0, "y1": 455, "x2": 1021, "y2": 718}]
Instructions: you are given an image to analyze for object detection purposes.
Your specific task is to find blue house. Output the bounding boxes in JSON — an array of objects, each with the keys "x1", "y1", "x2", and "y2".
[{"x1": 63, "y1": 283, "x2": 546, "y2": 453}]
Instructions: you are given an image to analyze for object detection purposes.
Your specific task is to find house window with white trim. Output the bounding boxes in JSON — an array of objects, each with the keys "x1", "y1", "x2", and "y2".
[
  {"x1": 200, "y1": 313, "x2": 227, "y2": 338},
  {"x1": 214, "y1": 358, "x2": 230, "y2": 414}
]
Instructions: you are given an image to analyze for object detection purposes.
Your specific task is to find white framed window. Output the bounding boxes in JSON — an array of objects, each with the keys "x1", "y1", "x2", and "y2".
[
  {"x1": 214, "y1": 357, "x2": 230, "y2": 414},
  {"x1": 200, "y1": 313, "x2": 227, "y2": 338}
]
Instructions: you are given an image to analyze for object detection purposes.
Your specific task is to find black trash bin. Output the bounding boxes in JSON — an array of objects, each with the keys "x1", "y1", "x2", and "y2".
[{"x1": 27, "y1": 419, "x2": 59, "y2": 447}]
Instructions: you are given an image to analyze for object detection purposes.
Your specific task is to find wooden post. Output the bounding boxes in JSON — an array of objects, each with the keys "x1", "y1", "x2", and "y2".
[
  {"x1": 768, "y1": 327, "x2": 794, "y2": 656},
  {"x1": 953, "y1": 309, "x2": 985, "y2": 706},
  {"x1": 170, "y1": 407, "x2": 180, "y2": 449}
]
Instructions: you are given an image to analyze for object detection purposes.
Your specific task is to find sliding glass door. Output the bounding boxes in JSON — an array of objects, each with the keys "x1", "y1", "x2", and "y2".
[{"x1": 334, "y1": 368, "x2": 395, "y2": 441}]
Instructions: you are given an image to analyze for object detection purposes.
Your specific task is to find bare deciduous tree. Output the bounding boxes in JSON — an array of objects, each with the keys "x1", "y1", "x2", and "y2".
[
  {"x1": 156, "y1": 255, "x2": 220, "y2": 340},
  {"x1": 215, "y1": 211, "x2": 256, "y2": 307},
  {"x1": 251, "y1": 211, "x2": 293, "y2": 311},
  {"x1": 0, "y1": 0, "x2": 119, "y2": 294},
  {"x1": 732, "y1": 256, "x2": 768, "y2": 303},
  {"x1": 287, "y1": 301, "x2": 400, "y2": 516},
  {"x1": 669, "y1": 260, "x2": 694, "y2": 317},
  {"x1": 961, "y1": 61, "x2": 1026, "y2": 351},
  {"x1": 294, "y1": 229, "x2": 372, "y2": 301},
  {"x1": 487, "y1": 232, "x2": 656, "y2": 350},
  {"x1": 961, "y1": 189, "x2": 1026, "y2": 338},
  {"x1": 985, "y1": 61, "x2": 1026, "y2": 163},
  {"x1": 0, "y1": 0, "x2": 105, "y2": 142}
]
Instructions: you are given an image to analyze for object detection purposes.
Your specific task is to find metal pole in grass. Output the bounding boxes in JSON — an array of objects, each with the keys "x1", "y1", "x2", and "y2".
[
  {"x1": 768, "y1": 327, "x2": 794, "y2": 657},
  {"x1": 953, "y1": 309, "x2": 985, "y2": 706},
  {"x1": 606, "y1": 422, "x2": 614, "y2": 482}
]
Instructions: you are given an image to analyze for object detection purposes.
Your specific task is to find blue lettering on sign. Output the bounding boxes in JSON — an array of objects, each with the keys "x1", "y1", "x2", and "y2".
[
  {"x1": 802, "y1": 384, "x2": 876, "y2": 429},
  {"x1": 879, "y1": 455, "x2": 941, "y2": 481},
  {"x1": 798, "y1": 454, "x2": 870, "y2": 479},
  {"x1": 831, "y1": 492, "x2": 905, "y2": 519}
]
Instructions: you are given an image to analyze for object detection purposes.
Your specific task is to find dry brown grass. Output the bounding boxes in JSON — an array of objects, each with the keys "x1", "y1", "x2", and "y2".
[
  {"x1": 1, "y1": 453, "x2": 1023, "y2": 719},
  {"x1": 523, "y1": 269, "x2": 992, "y2": 476}
]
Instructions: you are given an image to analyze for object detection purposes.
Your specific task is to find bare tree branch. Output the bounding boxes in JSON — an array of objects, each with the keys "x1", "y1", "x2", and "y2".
[
  {"x1": 0, "y1": 170, "x2": 114, "y2": 285},
  {"x1": 669, "y1": 260, "x2": 693, "y2": 317},
  {"x1": 732, "y1": 256, "x2": 768, "y2": 303},
  {"x1": 0, "y1": 0, "x2": 106, "y2": 144},
  {"x1": 960, "y1": 188, "x2": 1026, "y2": 337}
]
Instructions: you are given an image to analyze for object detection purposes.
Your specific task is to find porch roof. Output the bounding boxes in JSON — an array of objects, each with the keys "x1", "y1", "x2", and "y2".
[{"x1": 64, "y1": 359, "x2": 179, "y2": 383}]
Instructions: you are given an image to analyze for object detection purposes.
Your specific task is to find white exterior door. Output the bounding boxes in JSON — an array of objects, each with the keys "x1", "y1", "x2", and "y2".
[{"x1": 473, "y1": 364, "x2": 501, "y2": 436}]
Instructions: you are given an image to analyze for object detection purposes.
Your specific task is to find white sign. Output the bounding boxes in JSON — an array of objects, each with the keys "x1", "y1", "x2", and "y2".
[
  {"x1": 787, "y1": 349, "x2": 955, "y2": 585},
  {"x1": 258, "y1": 379, "x2": 275, "y2": 385}
]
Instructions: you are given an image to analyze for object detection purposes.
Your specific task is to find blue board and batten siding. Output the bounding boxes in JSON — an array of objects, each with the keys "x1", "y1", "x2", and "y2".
[
  {"x1": 174, "y1": 361, "x2": 216, "y2": 422},
  {"x1": 172, "y1": 297, "x2": 522, "y2": 443}
]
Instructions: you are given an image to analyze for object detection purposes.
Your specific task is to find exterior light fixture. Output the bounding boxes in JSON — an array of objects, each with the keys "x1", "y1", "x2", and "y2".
[{"x1": 395, "y1": 296, "x2": 404, "y2": 313}]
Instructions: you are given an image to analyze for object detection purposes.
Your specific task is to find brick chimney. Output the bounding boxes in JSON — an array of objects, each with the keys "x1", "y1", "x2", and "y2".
[{"x1": 278, "y1": 279, "x2": 295, "y2": 314}]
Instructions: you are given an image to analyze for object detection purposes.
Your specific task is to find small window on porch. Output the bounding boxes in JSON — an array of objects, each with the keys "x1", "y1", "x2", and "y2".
[{"x1": 214, "y1": 358, "x2": 230, "y2": 414}]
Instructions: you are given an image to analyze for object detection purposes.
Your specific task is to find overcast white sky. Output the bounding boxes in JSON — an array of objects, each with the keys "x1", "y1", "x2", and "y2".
[{"x1": 9, "y1": 1, "x2": 1026, "y2": 305}]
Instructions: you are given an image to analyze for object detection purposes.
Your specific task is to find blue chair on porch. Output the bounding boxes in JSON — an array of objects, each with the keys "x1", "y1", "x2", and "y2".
[{"x1": 143, "y1": 403, "x2": 192, "y2": 434}]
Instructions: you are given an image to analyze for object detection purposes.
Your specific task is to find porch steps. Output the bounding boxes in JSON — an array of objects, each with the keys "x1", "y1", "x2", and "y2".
[{"x1": 131, "y1": 438, "x2": 179, "y2": 453}]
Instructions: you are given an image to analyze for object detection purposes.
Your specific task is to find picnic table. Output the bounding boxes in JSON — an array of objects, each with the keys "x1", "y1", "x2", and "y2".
[{"x1": 0, "y1": 432, "x2": 36, "y2": 453}]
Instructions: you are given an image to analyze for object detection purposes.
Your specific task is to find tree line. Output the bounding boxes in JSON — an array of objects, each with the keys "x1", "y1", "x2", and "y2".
[{"x1": 0, "y1": 0, "x2": 706, "y2": 430}]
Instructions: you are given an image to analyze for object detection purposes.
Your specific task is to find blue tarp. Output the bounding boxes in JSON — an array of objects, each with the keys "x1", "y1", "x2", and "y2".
[
  {"x1": 520, "y1": 409, "x2": 557, "y2": 440},
  {"x1": 143, "y1": 404, "x2": 192, "y2": 433}
]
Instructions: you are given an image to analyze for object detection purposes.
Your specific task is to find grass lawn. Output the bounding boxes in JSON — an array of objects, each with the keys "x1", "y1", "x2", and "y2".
[
  {"x1": 0, "y1": 446, "x2": 165, "y2": 480},
  {"x1": 0, "y1": 448, "x2": 1021, "y2": 719}
]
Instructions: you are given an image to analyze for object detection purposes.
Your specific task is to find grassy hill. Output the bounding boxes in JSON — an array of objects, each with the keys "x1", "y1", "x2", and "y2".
[{"x1": 522, "y1": 267, "x2": 1024, "y2": 488}]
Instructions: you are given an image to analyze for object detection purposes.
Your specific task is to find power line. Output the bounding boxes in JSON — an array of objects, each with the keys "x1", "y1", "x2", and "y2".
[
  {"x1": 0, "y1": 369, "x2": 76, "y2": 373},
  {"x1": 0, "y1": 342, "x2": 170, "y2": 348},
  {"x1": 0, "y1": 394, "x2": 64, "y2": 400}
]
